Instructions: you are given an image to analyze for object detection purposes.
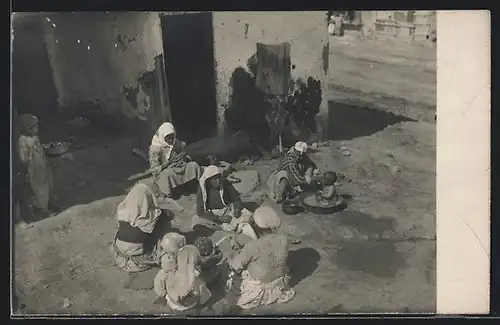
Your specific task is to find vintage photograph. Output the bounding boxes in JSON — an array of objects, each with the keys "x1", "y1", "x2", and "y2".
[{"x1": 11, "y1": 11, "x2": 437, "y2": 315}]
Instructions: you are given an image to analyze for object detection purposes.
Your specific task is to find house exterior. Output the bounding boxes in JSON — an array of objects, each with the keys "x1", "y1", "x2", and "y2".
[
  {"x1": 13, "y1": 11, "x2": 329, "y2": 141},
  {"x1": 358, "y1": 10, "x2": 436, "y2": 41},
  {"x1": 212, "y1": 11, "x2": 329, "y2": 136},
  {"x1": 40, "y1": 12, "x2": 167, "y2": 135}
]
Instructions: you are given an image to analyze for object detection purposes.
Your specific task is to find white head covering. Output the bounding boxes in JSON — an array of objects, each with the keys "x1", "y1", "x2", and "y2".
[
  {"x1": 252, "y1": 205, "x2": 281, "y2": 230},
  {"x1": 160, "y1": 232, "x2": 187, "y2": 253},
  {"x1": 159, "y1": 232, "x2": 187, "y2": 273},
  {"x1": 294, "y1": 141, "x2": 308, "y2": 153},
  {"x1": 199, "y1": 165, "x2": 226, "y2": 211},
  {"x1": 116, "y1": 182, "x2": 161, "y2": 234},
  {"x1": 151, "y1": 122, "x2": 176, "y2": 148},
  {"x1": 166, "y1": 245, "x2": 201, "y2": 303},
  {"x1": 288, "y1": 141, "x2": 308, "y2": 154}
]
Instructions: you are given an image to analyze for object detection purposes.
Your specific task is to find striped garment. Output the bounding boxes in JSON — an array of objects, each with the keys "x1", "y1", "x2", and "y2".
[{"x1": 274, "y1": 150, "x2": 307, "y2": 185}]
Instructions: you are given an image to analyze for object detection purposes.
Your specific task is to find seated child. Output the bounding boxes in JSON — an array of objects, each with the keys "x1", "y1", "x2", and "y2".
[
  {"x1": 164, "y1": 245, "x2": 212, "y2": 311},
  {"x1": 194, "y1": 236, "x2": 224, "y2": 284},
  {"x1": 154, "y1": 232, "x2": 187, "y2": 298},
  {"x1": 315, "y1": 171, "x2": 342, "y2": 206}
]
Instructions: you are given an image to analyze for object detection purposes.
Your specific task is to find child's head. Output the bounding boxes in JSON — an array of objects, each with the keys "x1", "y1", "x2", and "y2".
[
  {"x1": 160, "y1": 252, "x2": 178, "y2": 272},
  {"x1": 323, "y1": 171, "x2": 338, "y2": 186},
  {"x1": 18, "y1": 114, "x2": 39, "y2": 136},
  {"x1": 160, "y1": 232, "x2": 187, "y2": 254},
  {"x1": 159, "y1": 232, "x2": 186, "y2": 272},
  {"x1": 194, "y1": 236, "x2": 214, "y2": 257}
]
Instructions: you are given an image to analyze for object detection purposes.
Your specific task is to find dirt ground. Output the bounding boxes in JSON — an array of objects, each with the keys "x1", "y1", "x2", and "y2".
[{"x1": 12, "y1": 33, "x2": 436, "y2": 316}]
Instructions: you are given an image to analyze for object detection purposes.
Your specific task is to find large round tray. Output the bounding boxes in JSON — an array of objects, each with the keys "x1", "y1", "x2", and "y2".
[
  {"x1": 299, "y1": 192, "x2": 345, "y2": 214},
  {"x1": 43, "y1": 142, "x2": 70, "y2": 156}
]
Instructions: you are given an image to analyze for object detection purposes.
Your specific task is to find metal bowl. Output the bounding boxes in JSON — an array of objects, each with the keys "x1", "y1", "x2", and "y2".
[
  {"x1": 299, "y1": 193, "x2": 346, "y2": 215},
  {"x1": 281, "y1": 200, "x2": 304, "y2": 215},
  {"x1": 43, "y1": 142, "x2": 70, "y2": 156}
]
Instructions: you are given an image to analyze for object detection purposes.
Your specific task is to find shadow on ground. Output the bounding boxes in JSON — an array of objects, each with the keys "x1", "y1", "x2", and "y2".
[
  {"x1": 13, "y1": 117, "x2": 149, "y2": 224},
  {"x1": 287, "y1": 247, "x2": 321, "y2": 287},
  {"x1": 328, "y1": 101, "x2": 415, "y2": 141}
]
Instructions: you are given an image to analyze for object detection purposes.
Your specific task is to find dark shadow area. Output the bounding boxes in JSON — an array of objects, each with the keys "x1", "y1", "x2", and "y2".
[
  {"x1": 160, "y1": 12, "x2": 217, "y2": 144},
  {"x1": 287, "y1": 247, "x2": 321, "y2": 287},
  {"x1": 12, "y1": 15, "x2": 59, "y2": 119},
  {"x1": 342, "y1": 23, "x2": 362, "y2": 32},
  {"x1": 336, "y1": 210, "x2": 395, "y2": 237},
  {"x1": 224, "y1": 66, "x2": 272, "y2": 150},
  {"x1": 328, "y1": 101, "x2": 416, "y2": 141},
  {"x1": 340, "y1": 194, "x2": 354, "y2": 203},
  {"x1": 242, "y1": 201, "x2": 260, "y2": 212},
  {"x1": 147, "y1": 209, "x2": 175, "y2": 249},
  {"x1": 334, "y1": 241, "x2": 406, "y2": 278}
]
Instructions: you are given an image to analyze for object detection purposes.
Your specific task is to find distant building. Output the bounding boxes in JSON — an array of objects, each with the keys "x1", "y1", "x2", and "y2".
[{"x1": 355, "y1": 10, "x2": 436, "y2": 41}]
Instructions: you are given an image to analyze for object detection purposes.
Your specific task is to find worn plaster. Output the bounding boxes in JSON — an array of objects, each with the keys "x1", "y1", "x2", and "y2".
[
  {"x1": 43, "y1": 12, "x2": 163, "y2": 128},
  {"x1": 212, "y1": 11, "x2": 330, "y2": 136}
]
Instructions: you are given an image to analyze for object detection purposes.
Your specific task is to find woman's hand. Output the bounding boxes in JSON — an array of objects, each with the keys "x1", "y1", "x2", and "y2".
[{"x1": 305, "y1": 175, "x2": 312, "y2": 184}]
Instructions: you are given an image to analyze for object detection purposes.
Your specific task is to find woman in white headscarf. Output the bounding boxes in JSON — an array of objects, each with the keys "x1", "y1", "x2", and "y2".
[
  {"x1": 149, "y1": 122, "x2": 202, "y2": 199},
  {"x1": 228, "y1": 205, "x2": 295, "y2": 310},
  {"x1": 191, "y1": 165, "x2": 258, "y2": 240},
  {"x1": 111, "y1": 179, "x2": 169, "y2": 273},
  {"x1": 266, "y1": 141, "x2": 317, "y2": 203}
]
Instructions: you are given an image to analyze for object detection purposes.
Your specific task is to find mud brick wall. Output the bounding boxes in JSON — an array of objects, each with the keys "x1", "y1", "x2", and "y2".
[
  {"x1": 43, "y1": 12, "x2": 164, "y2": 131},
  {"x1": 212, "y1": 11, "x2": 330, "y2": 136}
]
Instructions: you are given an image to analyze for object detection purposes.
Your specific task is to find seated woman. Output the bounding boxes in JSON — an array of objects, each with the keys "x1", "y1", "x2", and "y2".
[
  {"x1": 111, "y1": 180, "x2": 168, "y2": 273},
  {"x1": 157, "y1": 245, "x2": 213, "y2": 312},
  {"x1": 227, "y1": 205, "x2": 295, "y2": 310},
  {"x1": 191, "y1": 165, "x2": 258, "y2": 240},
  {"x1": 267, "y1": 141, "x2": 317, "y2": 203},
  {"x1": 149, "y1": 122, "x2": 202, "y2": 199}
]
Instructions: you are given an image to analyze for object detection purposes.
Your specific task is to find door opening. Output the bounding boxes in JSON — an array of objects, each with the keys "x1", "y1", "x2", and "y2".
[{"x1": 159, "y1": 12, "x2": 217, "y2": 144}]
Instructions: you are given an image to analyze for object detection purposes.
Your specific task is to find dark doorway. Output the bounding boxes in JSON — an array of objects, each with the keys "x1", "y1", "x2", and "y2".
[
  {"x1": 159, "y1": 12, "x2": 217, "y2": 144},
  {"x1": 12, "y1": 15, "x2": 59, "y2": 119}
]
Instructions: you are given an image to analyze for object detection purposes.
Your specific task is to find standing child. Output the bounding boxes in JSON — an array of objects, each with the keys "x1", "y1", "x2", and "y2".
[{"x1": 16, "y1": 114, "x2": 57, "y2": 221}]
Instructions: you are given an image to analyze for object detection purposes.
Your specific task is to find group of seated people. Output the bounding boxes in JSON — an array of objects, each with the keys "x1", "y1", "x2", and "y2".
[{"x1": 110, "y1": 122, "x2": 341, "y2": 312}]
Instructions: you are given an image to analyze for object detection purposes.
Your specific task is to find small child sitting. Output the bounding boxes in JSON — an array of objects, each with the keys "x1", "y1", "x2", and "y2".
[
  {"x1": 315, "y1": 171, "x2": 342, "y2": 206},
  {"x1": 193, "y1": 237, "x2": 224, "y2": 284},
  {"x1": 154, "y1": 232, "x2": 187, "y2": 298}
]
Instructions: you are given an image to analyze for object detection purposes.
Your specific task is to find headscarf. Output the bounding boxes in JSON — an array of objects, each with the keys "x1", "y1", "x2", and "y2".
[
  {"x1": 291, "y1": 141, "x2": 308, "y2": 154},
  {"x1": 116, "y1": 182, "x2": 161, "y2": 234},
  {"x1": 159, "y1": 232, "x2": 186, "y2": 272},
  {"x1": 166, "y1": 245, "x2": 201, "y2": 302},
  {"x1": 151, "y1": 122, "x2": 176, "y2": 148},
  {"x1": 199, "y1": 165, "x2": 226, "y2": 211},
  {"x1": 160, "y1": 232, "x2": 186, "y2": 253},
  {"x1": 17, "y1": 114, "x2": 38, "y2": 135},
  {"x1": 252, "y1": 205, "x2": 281, "y2": 230}
]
